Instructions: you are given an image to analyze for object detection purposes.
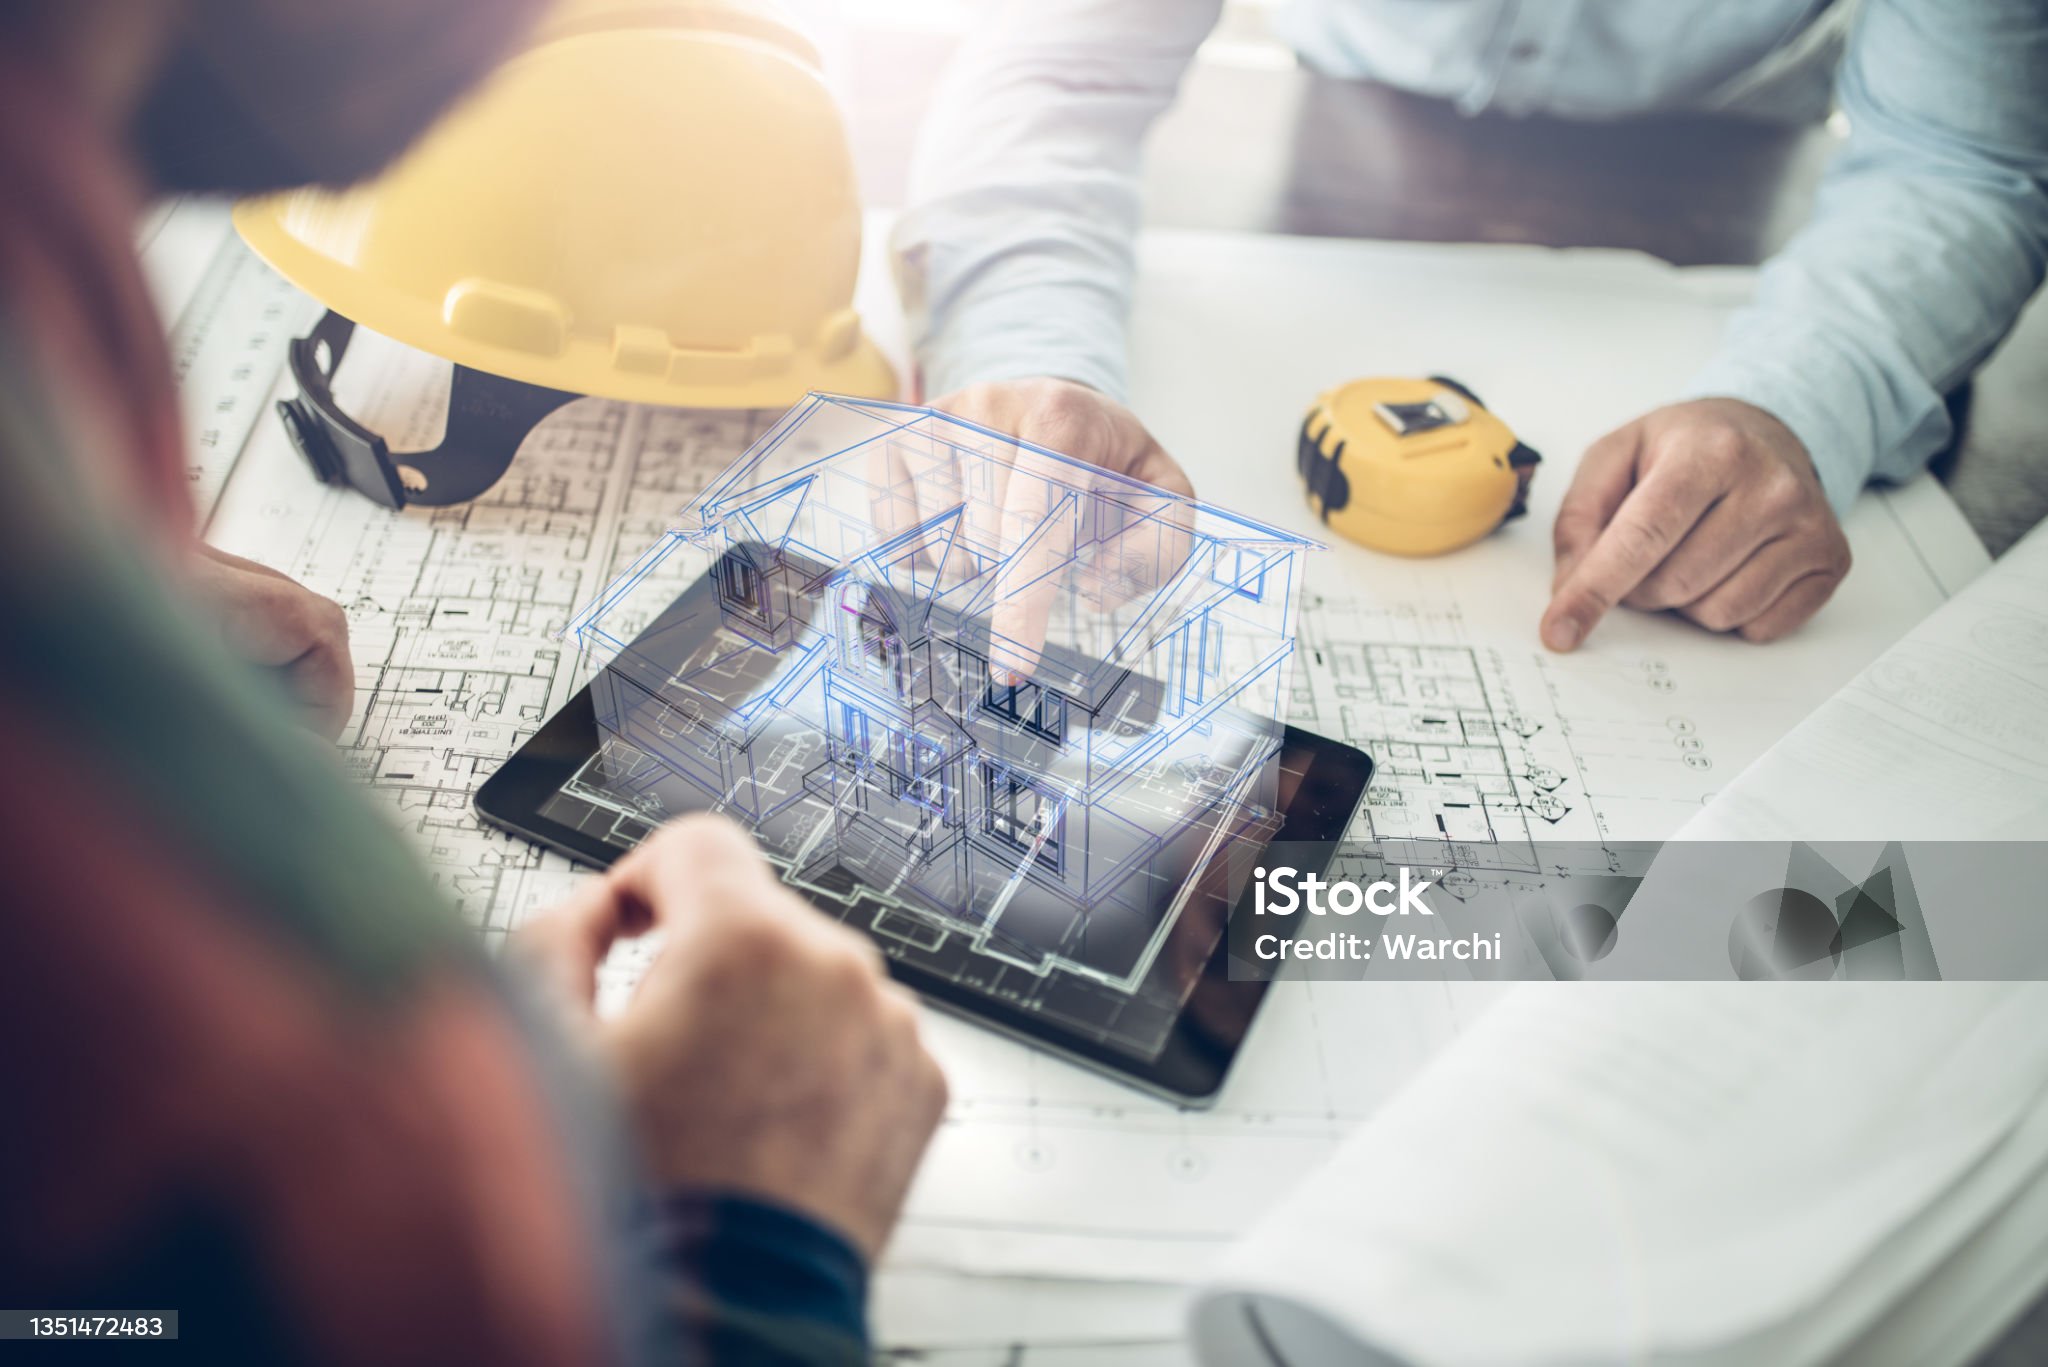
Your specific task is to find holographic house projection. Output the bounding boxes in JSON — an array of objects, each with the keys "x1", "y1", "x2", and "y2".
[{"x1": 558, "y1": 395, "x2": 1314, "y2": 994}]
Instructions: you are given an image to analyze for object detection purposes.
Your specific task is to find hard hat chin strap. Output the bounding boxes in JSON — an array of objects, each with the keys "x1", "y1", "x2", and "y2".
[{"x1": 277, "y1": 310, "x2": 580, "y2": 509}]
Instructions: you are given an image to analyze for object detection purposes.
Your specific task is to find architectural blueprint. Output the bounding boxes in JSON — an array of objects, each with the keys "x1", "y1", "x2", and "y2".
[
  {"x1": 140, "y1": 199, "x2": 321, "y2": 520},
  {"x1": 152, "y1": 203, "x2": 2000, "y2": 1354}
]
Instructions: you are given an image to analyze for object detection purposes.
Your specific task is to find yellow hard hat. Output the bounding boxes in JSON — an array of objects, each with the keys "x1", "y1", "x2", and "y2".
[
  {"x1": 1297, "y1": 376, "x2": 1540, "y2": 557},
  {"x1": 235, "y1": 0, "x2": 896, "y2": 508}
]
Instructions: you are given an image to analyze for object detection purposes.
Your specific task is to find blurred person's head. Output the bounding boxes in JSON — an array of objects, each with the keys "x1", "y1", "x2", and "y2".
[{"x1": 4, "y1": 0, "x2": 545, "y2": 193}]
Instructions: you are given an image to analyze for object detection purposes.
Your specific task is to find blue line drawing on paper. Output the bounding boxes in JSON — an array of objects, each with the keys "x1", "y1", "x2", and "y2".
[{"x1": 556, "y1": 395, "x2": 1315, "y2": 996}]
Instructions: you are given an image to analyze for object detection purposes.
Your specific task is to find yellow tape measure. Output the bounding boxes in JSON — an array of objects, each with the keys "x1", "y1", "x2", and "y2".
[{"x1": 1297, "y1": 375, "x2": 1541, "y2": 557}]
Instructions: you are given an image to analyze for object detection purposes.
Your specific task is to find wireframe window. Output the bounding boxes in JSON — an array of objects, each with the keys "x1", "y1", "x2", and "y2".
[
  {"x1": 836, "y1": 702, "x2": 870, "y2": 763},
  {"x1": 983, "y1": 679, "x2": 1066, "y2": 743},
  {"x1": 852, "y1": 600, "x2": 914, "y2": 696},
  {"x1": 893, "y1": 733, "x2": 947, "y2": 813},
  {"x1": 721, "y1": 556, "x2": 767, "y2": 618},
  {"x1": 984, "y1": 764, "x2": 1063, "y2": 872},
  {"x1": 1210, "y1": 547, "x2": 1266, "y2": 601}
]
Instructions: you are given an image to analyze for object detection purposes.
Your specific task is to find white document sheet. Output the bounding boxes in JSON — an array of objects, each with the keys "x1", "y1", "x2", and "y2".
[
  {"x1": 150, "y1": 199, "x2": 1999, "y2": 1350},
  {"x1": 1191, "y1": 985, "x2": 2048, "y2": 1367}
]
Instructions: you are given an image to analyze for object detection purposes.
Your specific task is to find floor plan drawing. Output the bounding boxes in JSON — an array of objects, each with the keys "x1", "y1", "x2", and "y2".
[
  {"x1": 1286, "y1": 587, "x2": 1732, "y2": 855},
  {"x1": 141, "y1": 200, "x2": 321, "y2": 524},
  {"x1": 1296, "y1": 633, "x2": 1522, "y2": 845}
]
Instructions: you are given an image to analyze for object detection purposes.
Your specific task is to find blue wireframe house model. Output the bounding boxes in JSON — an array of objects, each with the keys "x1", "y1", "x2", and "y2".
[{"x1": 564, "y1": 395, "x2": 1315, "y2": 992}]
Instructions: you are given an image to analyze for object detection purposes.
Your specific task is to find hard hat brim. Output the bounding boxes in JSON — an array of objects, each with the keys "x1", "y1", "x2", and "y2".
[{"x1": 235, "y1": 196, "x2": 899, "y2": 410}]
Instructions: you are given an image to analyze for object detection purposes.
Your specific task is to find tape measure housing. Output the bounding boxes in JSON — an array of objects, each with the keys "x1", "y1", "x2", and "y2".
[{"x1": 1298, "y1": 375, "x2": 1539, "y2": 557}]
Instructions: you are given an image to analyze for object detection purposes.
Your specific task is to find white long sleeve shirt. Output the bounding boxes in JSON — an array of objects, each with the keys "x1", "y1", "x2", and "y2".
[{"x1": 892, "y1": 0, "x2": 2048, "y2": 514}]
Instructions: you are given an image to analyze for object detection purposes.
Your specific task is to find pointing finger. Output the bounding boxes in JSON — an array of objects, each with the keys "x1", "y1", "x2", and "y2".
[
  {"x1": 985, "y1": 446, "x2": 1072, "y2": 686},
  {"x1": 1552, "y1": 423, "x2": 1642, "y2": 590},
  {"x1": 1541, "y1": 461, "x2": 1717, "y2": 651}
]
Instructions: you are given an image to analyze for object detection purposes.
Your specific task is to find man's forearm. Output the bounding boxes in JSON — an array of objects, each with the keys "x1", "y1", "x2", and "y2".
[
  {"x1": 1681, "y1": 0, "x2": 2048, "y2": 515},
  {"x1": 891, "y1": 0, "x2": 1223, "y2": 400}
]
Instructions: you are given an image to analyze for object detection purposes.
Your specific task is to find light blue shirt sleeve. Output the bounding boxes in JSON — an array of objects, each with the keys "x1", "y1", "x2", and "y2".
[
  {"x1": 896, "y1": 0, "x2": 2048, "y2": 517},
  {"x1": 1679, "y1": 0, "x2": 2048, "y2": 516},
  {"x1": 890, "y1": 0, "x2": 1222, "y2": 403}
]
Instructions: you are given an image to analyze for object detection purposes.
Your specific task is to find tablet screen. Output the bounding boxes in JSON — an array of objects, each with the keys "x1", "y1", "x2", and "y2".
[{"x1": 480, "y1": 545, "x2": 1372, "y2": 1097}]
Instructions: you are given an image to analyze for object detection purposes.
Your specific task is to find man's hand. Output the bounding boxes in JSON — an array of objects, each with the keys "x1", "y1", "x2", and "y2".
[
  {"x1": 927, "y1": 379, "x2": 1195, "y2": 684},
  {"x1": 514, "y1": 816, "x2": 947, "y2": 1262},
  {"x1": 1542, "y1": 399, "x2": 1851, "y2": 651},
  {"x1": 189, "y1": 546, "x2": 355, "y2": 739},
  {"x1": 931, "y1": 379, "x2": 1193, "y2": 504}
]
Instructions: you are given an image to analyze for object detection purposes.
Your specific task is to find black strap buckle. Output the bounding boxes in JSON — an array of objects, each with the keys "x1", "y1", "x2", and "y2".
[
  {"x1": 1505, "y1": 440, "x2": 1543, "y2": 520},
  {"x1": 278, "y1": 310, "x2": 581, "y2": 510}
]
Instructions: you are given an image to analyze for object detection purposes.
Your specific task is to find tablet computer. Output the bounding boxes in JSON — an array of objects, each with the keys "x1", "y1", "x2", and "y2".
[{"x1": 477, "y1": 548, "x2": 1372, "y2": 1103}]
